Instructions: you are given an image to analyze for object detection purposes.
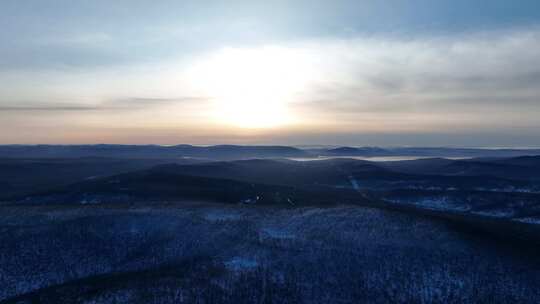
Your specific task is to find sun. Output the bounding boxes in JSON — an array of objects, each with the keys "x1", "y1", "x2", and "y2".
[{"x1": 189, "y1": 46, "x2": 310, "y2": 128}]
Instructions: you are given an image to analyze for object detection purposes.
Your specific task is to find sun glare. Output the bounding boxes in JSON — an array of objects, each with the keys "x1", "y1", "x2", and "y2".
[{"x1": 189, "y1": 46, "x2": 311, "y2": 128}]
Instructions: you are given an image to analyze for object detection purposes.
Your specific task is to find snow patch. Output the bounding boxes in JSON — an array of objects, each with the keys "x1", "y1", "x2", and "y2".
[
  {"x1": 225, "y1": 257, "x2": 258, "y2": 271},
  {"x1": 204, "y1": 211, "x2": 241, "y2": 222},
  {"x1": 387, "y1": 197, "x2": 469, "y2": 212},
  {"x1": 348, "y1": 176, "x2": 360, "y2": 191},
  {"x1": 260, "y1": 228, "x2": 296, "y2": 240},
  {"x1": 515, "y1": 217, "x2": 540, "y2": 224},
  {"x1": 473, "y1": 210, "x2": 513, "y2": 218}
]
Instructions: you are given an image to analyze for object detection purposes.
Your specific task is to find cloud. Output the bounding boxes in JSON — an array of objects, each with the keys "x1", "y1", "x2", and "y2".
[
  {"x1": 287, "y1": 28, "x2": 540, "y2": 121},
  {"x1": 0, "y1": 97, "x2": 208, "y2": 112},
  {"x1": 104, "y1": 97, "x2": 207, "y2": 108},
  {"x1": 0, "y1": 105, "x2": 99, "y2": 111},
  {"x1": 1, "y1": 25, "x2": 540, "y2": 145}
]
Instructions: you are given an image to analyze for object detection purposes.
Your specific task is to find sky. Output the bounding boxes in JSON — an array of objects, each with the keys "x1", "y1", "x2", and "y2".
[{"x1": 1, "y1": 0, "x2": 540, "y2": 147}]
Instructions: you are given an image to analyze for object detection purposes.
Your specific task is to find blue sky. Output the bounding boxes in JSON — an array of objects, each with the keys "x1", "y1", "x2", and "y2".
[{"x1": 1, "y1": 1, "x2": 540, "y2": 146}]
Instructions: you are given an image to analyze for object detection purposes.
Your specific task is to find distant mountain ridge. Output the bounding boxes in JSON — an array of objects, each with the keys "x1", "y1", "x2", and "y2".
[
  {"x1": 1, "y1": 144, "x2": 539, "y2": 160},
  {"x1": 325, "y1": 146, "x2": 389, "y2": 156},
  {"x1": 311, "y1": 146, "x2": 540, "y2": 158},
  {"x1": 0, "y1": 144, "x2": 308, "y2": 159}
]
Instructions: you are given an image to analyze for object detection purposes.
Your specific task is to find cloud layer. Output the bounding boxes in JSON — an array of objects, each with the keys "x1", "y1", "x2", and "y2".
[
  {"x1": 1, "y1": 0, "x2": 540, "y2": 146},
  {"x1": 289, "y1": 29, "x2": 540, "y2": 130}
]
